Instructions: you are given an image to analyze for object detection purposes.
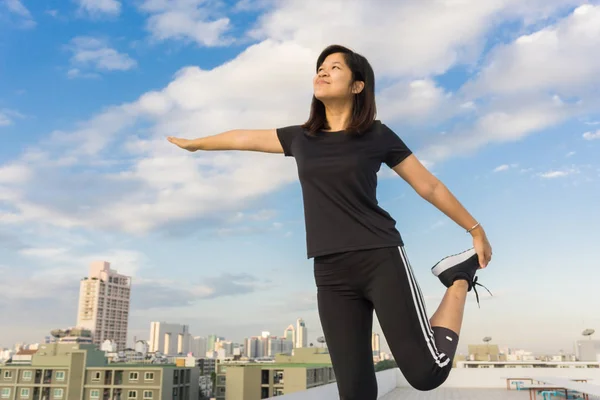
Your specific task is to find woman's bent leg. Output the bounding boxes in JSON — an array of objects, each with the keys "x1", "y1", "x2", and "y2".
[{"x1": 367, "y1": 247, "x2": 460, "y2": 391}]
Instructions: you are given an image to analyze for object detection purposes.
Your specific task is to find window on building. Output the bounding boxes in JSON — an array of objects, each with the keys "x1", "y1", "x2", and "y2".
[
  {"x1": 143, "y1": 391, "x2": 153, "y2": 399},
  {"x1": 53, "y1": 388, "x2": 64, "y2": 398},
  {"x1": 129, "y1": 372, "x2": 139, "y2": 381},
  {"x1": 260, "y1": 387, "x2": 269, "y2": 399},
  {"x1": 90, "y1": 389, "x2": 100, "y2": 399},
  {"x1": 144, "y1": 372, "x2": 154, "y2": 381},
  {"x1": 0, "y1": 388, "x2": 10, "y2": 398},
  {"x1": 55, "y1": 371, "x2": 66, "y2": 381},
  {"x1": 3, "y1": 370, "x2": 12, "y2": 379},
  {"x1": 22, "y1": 371, "x2": 32, "y2": 380},
  {"x1": 92, "y1": 371, "x2": 101, "y2": 381},
  {"x1": 127, "y1": 390, "x2": 137, "y2": 399},
  {"x1": 261, "y1": 370, "x2": 269, "y2": 385},
  {"x1": 20, "y1": 388, "x2": 30, "y2": 398}
]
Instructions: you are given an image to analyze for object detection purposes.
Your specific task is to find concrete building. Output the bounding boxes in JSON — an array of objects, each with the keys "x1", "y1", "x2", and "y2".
[
  {"x1": 197, "y1": 358, "x2": 217, "y2": 377},
  {"x1": 295, "y1": 319, "x2": 307, "y2": 349},
  {"x1": 284, "y1": 325, "x2": 295, "y2": 346},
  {"x1": 0, "y1": 343, "x2": 199, "y2": 400},
  {"x1": 207, "y1": 335, "x2": 221, "y2": 355},
  {"x1": 267, "y1": 338, "x2": 293, "y2": 357},
  {"x1": 372, "y1": 332, "x2": 381, "y2": 359},
  {"x1": 576, "y1": 339, "x2": 600, "y2": 361},
  {"x1": 215, "y1": 347, "x2": 333, "y2": 400},
  {"x1": 467, "y1": 344, "x2": 504, "y2": 362},
  {"x1": 76, "y1": 261, "x2": 131, "y2": 350},
  {"x1": 148, "y1": 322, "x2": 192, "y2": 356},
  {"x1": 191, "y1": 336, "x2": 207, "y2": 358}
]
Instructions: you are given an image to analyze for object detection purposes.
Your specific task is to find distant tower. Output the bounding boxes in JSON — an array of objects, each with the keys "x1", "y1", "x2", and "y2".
[
  {"x1": 284, "y1": 325, "x2": 296, "y2": 345},
  {"x1": 76, "y1": 261, "x2": 131, "y2": 350},
  {"x1": 372, "y1": 332, "x2": 381, "y2": 357},
  {"x1": 296, "y1": 318, "x2": 307, "y2": 348}
]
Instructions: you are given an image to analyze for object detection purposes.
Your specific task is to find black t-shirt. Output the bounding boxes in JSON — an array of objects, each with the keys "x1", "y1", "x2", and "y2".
[{"x1": 276, "y1": 120, "x2": 413, "y2": 259}]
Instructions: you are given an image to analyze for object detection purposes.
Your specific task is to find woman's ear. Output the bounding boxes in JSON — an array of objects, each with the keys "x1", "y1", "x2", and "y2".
[{"x1": 352, "y1": 81, "x2": 365, "y2": 94}]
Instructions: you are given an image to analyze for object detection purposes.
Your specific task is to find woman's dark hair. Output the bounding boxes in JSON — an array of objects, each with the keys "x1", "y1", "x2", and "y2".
[{"x1": 302, "y1": 44, "x2": 376, "y2": 136}]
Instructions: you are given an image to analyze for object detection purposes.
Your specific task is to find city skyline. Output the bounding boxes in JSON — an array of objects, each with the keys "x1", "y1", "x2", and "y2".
[{"x1": 1, "y1": 0, "x2": 599, "y2": 357}]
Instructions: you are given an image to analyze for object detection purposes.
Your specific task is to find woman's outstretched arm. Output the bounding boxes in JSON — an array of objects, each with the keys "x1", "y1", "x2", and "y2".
[
  {"x1": 167, "y1": 129, "x2": 283, "y2": 153},
  {"x1": 392, "y1": 154, "x2": 493, "y2": 268}
]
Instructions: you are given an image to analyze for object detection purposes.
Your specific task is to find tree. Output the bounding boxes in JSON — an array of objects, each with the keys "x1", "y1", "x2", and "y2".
[
  {"x1": 374, "y1": 359, "x2": 397, "y2": 372},
  {"x1": 210, "y1": 371, "x2": 217, "y2": 394}
]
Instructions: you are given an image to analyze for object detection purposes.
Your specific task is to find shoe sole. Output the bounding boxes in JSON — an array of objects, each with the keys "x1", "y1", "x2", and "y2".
[{"x1": 431, "y1": 248, "x2": 477, "y2": 277}]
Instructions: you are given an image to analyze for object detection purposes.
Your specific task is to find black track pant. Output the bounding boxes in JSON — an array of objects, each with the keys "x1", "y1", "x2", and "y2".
[{"x1": 314, "y1": 246, "x2": 459, "y2": 399}]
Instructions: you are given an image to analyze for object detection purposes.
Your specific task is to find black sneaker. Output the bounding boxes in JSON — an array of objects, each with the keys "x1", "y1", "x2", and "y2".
[{"x1": 431, "y1": 248, "x2": 492, "y2": 307}]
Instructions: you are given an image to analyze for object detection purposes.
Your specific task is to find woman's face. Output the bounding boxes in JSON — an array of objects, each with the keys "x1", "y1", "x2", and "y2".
[{"x1": 313, "y1": 52, "x2": 356, "y2": 102}]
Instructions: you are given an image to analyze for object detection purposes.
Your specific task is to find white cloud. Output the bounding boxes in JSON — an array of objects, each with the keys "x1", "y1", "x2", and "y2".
[
  {"x1": 421, "y1": 94, "x2": 580, "y2": 162},
  {"x1": 66, "y1": 36, "x2": 136, "y2": 78},
  {"x1": 19, "y1": 247, "x2": 69, "y2": 258},
  {"x1": 76, "y1": 0, "x2": 121, "y2": 16},
  {"x1": 2, "y1": 0, "x2": 35, "y2": 28},
  {"x1": 137, "y1": 0, "x2": 232, "y2": 47},
  {"x1": 466, "y1": 4, "x2": 600, "y2": 96},
  {"x1": 378, "y1": 79, "x2": 450, "y2": 123},
  {"x1": 0, "y1": 40, "x2": 309, "y2": 234},
  {"x1": 0, "y1": 164, "x2": 32, "y2": 183},
  {"x1": 583, "y1": 130, "x2": 600, "y2": 140},
  {"x1": 250, "y1": 0, "x2": 581, "y2": 79},
  {"x1": 1, "y1": 0, "x2": 597, "y2": 236},
  {"x1": 0, "y1": 113, "x2": 11, "y2": 127},
  {"x1": 493, "y1": 163, "x2": 518, "y2": 172},
  {"x1": 566, "y1": 151, "x2": 576, "y2": 157},
  {"x1": 0, "y1": 109, "x2": 25, "y2": 127},
  {"x1": 539, "y1": 167, "x2": 579, "y2": 179}
]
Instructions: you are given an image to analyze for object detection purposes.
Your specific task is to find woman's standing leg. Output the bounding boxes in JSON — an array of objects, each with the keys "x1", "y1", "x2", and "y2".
[{"x1": 314, "y1": 255, "x2": 378, "y2": 400}]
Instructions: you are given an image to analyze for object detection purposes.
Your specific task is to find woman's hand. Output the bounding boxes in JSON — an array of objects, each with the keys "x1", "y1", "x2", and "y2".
[
  {"x1": 472, "y1": 227, "x2": 492, "y2": 269},
  {"x1": 167, "y1": 136, "x2": 196, "y2": 152}
]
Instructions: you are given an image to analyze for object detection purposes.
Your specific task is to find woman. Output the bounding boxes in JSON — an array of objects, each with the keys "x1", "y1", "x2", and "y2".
[{"x1": 168, "y1": 44, "x2": 492, "y2": 399}]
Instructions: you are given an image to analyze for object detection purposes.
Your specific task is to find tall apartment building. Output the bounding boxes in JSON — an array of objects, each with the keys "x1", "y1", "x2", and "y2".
[
  {"x1": 148, "y1": 322, "x2": 192, "y2": 356},
  {"x1": 191, "y1": 337, "x2": 207, "y2": 358},
  {"x1": 284, "y1": 325, "x2": 295, "y2": 345},
  {"x1": 76, "y1": 261, "x2": 131, "y2": 350},
  {"x1": 0, "y1": 343, "x2": 199, "y2": 400},
  {"x1": 372, "y1": 332, "x2": 381, "y2": 359},
  {"x1": 295, "y1": 319, "x2": 307, "y2": 349}
]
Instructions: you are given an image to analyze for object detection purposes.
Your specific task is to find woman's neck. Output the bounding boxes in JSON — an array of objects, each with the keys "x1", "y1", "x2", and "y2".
[{"x1": 324, "y1": 99, "x2": 353, "y2": 131}]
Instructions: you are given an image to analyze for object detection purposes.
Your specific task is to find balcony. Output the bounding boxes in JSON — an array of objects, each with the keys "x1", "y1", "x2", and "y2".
[{"x1": 268, "y1": 365, "x2": 600, "y2": 399}]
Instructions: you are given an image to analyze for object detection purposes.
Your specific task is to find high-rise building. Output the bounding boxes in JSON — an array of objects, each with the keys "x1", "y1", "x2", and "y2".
[
  {"x1": 284, "y1": 325, "x2": 295, "y2": 345},
  {"x1": 149, "y1": 322, "x2": 192, "y2": 356},
  {"x1": 372, "y1": 332, "x2": 380, "y2": 358},
  {"x1": 207, "y1": 335, "x2": 218, "y2": 354},
  {"x1": 191, "y1": 337, "x2": 207, "y2": 358},
  {"x1": 76, "y1": 261, "x2": 131, "y2": 350},
  {"x1": 296, "y1": 318, "x2": 307, "y2": 348}
]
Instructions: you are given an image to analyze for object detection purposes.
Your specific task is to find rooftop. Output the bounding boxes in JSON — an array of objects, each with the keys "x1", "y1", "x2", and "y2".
[
  {"x1": 380, "y1": 388, "x2": 528, "y2": 399},
  {"x1": 267, "y1": 365, "x2": 600, "y2": 400},
  {"x1": 224, "y1": 363, "x2": 333, "y2": 369}
]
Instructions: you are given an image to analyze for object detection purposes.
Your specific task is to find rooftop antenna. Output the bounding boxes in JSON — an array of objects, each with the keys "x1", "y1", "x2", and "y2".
[
  {"x1": 316, "y1": 336, "x2": 326, "y2": 348},
  {"x1": 483, "y1": 336, "x2": 492, "y2": 360},
  {"x1": 582, "y1": 329, "x2": 595, "y2": 340}
]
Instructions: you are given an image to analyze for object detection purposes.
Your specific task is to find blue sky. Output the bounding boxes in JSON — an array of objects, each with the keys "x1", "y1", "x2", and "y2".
[{"x1": 1, "y1": 0, "x2": 599, "y2": 357}]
